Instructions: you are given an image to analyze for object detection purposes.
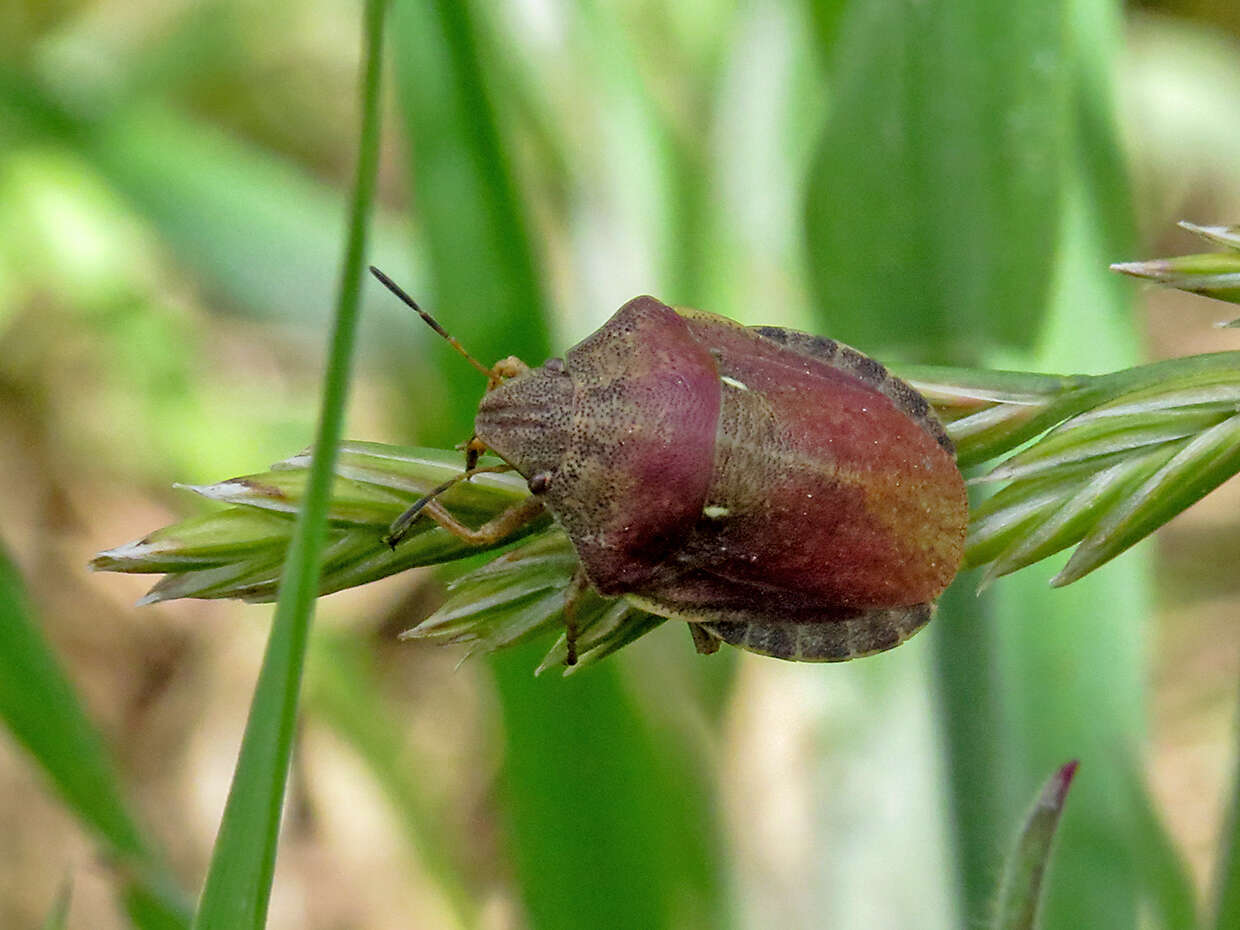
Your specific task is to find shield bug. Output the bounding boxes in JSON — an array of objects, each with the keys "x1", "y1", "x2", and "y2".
[{"x1": 372, "y1": 268, "x2": 967, "y2": 664}]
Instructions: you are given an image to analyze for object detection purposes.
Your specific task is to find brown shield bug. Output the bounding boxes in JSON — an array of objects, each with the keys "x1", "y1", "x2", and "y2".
[{"x1": 371, "y1": 268, "x2": 967, "y2": 664}]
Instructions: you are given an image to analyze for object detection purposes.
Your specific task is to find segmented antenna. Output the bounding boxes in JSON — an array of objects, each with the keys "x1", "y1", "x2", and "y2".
[
  {"x1": 383, "y1": 475, "x2": 459, "y2": 549},
  {"x1": 369, "y1": 267, "x2": 495, "y2": 380}
]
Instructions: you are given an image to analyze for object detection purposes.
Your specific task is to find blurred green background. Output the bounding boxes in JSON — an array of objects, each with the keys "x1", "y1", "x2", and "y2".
[{"x1": 4, "y1": 0, "x2": 1240, "y2": 927}]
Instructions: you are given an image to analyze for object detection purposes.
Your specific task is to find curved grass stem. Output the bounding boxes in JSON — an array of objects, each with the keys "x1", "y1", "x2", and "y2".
[{"x1": 190, "y1": 1, "x2": 387, "y2": 926}]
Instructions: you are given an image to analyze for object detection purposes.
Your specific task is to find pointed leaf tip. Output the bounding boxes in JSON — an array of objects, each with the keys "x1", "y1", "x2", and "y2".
[
  {"x1": 1179, "y1": 221, "x2": 1240, "y2": 250},
  {"x1": 89, "y1": 539, "x2": 154, "y2": 570},
  {"x1": 1110, "y1": 260, "x2": 1166, "y2": 277},
  {"x1": 1108, "y1": 247, "x2": 1240, "y2": 302},
  {"x1": 1046, "y1": 759, "x2": 1079, "y2": 809},
  {"x1": 992, "y1": 760, "x2": 1079, "y2": 930}
]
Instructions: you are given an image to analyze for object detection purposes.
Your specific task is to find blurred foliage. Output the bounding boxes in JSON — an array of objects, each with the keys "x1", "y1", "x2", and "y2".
[
  {"x1": 40, "y1": 881, "x2": 72, "y2": 930},
  {"x1": 0, "y1": 545, "x2": 191, "y2": 928},
  {"x1": 805, "y1": 0, "x2": 1067, "y2": 359},
  {"x1": 4, "y1": 0, "x2": 1240, "y2": 929}
]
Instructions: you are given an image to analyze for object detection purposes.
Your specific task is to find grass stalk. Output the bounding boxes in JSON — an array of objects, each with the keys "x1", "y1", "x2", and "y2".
[
  {"x1": 1211, "y1": 677, "x2": 1240, "y2": 930},
  {"x1": 189, "y1": 1, "x2": 386, "y2": 925}
]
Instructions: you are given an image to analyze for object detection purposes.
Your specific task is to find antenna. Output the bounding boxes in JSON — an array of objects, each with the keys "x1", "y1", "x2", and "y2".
[{"x1": 369, "y1": 267, "x2": 495, "y2": 380}]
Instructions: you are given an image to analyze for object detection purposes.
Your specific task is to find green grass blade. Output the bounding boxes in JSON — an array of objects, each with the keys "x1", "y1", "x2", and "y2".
[
  {"x1": 80, "y1": 106, "x2": 417, "y2": 338},
  {"x1": 189, "y1": 1, "x2": 386, "y2": 926},
  {"x1": 804, "y1": 0, "x2": 850, "y2": 59},
  {"x1": 0, "y1": 546, "x2": 192, "y2": 928},
  {"x1": 930, "y1": 574, "x2": 1009, "y2": 916},
  {"x1": 122, "y1": 885, "x2": 197, "y2": 930},
  {"x1": 568, "y1": 0, "x2": 714, "y2": 305},
  {"x1": 804, "y1": 0, "x2": 1068, "y2": 358},
  {"x1": 993, "y1": 761, "x2": 1079, "y2": 930},
  {"x1": 488, "y1": 642, "x2": 725, "y2": 930},
  {"x1": 389, "y1": 0, "x2": 549, "y2": 433},
  {"x1": 0, "y1": 549, "x2": 147, "y2": 859},
  {"x1": 1212, "y1": 692, "x2": 1240, "y2": 930},
  {"x1": 0, "y1": 60, "x2": 427, "y2": 398}
]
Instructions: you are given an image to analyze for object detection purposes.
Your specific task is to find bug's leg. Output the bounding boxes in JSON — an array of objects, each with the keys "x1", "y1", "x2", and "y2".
[
  {"x1": 562, "y1": 565, "x2": 590, "y2": 666},
  {"x1": 417, "y1": 494, "x2": 546, "y2": 547},
  {"x1": 384, "y1": 464, "x2": 517, "y2": 548},
  {"x1": 688, "y1": 623, "x2": 721, "y2": 656}
]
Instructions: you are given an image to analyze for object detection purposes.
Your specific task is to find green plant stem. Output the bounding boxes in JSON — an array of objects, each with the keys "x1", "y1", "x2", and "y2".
[
  {"x1": 0, "y1": 549, "x2": 150, "y2": 859},
  {"x1": 1212, "y1": 673, "x2": 1240, "y2": 930},
  {"x1": 933, "y1": 573, "x2": 1006, "y2": 921},
  {"x1": 189, "y1": 1, "x2": 386, "y2": 927}
]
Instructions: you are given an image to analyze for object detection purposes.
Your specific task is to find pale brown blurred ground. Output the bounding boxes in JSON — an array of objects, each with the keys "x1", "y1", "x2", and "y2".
[{"x1": 1144, "y1": 269, "x2": 1240, "y2": 894}]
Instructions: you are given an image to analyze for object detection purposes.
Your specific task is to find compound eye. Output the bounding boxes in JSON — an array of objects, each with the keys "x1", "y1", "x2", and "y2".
[
  {"x1": 543, "y1": 357, "x2": 566, "y2": 374},
  {"x1": 527, "y1": 471, "x2": 552, "y2": 495}
]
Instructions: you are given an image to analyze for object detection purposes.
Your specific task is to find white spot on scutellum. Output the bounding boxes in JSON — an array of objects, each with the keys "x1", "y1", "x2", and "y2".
[
  {"x1": 720, "y1": 375, "x2": 750, "y2": 391},
  {"x1": 704, "y1": 504, "x2": 730, "y2": 519}
]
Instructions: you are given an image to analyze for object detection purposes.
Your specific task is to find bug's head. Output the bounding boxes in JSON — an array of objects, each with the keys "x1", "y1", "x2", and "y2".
[
  {"x1": 474, "y1": 359, "x2": 572, "y2": 482},
  {"x1": 369, "y1": 267, "x2": 571, "y2": 483}
]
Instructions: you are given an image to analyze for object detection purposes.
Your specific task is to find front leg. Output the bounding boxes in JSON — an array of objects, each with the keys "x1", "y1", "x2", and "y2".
[
  {"x1": 413, "y1": 495, "x2": 547, "y2": 547},
  {"x1": 383, "y1": 463, "x2": 518, "y2": 547}
]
